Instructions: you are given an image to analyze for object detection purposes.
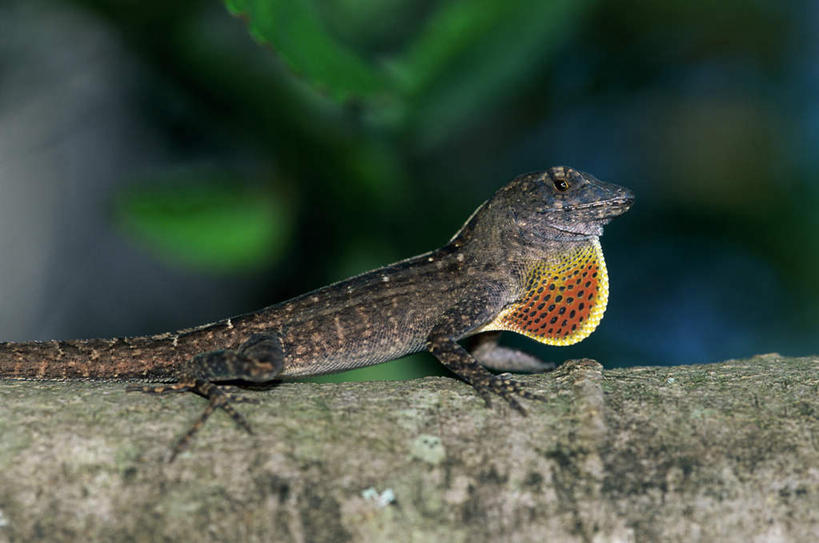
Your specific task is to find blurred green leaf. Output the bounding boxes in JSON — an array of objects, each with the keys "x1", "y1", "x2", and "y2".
[
  {"x1": 116, "y1": 172, "x2": 292, "y2": 273},
  {"x1": 398, "y1": 0, "x2": 592, "y2": 146},
  {"x1": 224, "y1": 0, "x2": 389, "y2": 102},
  {"x1": 223, "y1": 0, "x2": 591, "y2": 146},
  {"x1": 391, "y1": 0, "x2": 518, "y2": 96}
]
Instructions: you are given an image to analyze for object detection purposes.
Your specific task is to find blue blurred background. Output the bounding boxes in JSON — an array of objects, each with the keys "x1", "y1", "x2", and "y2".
[{"x1": 0, "y1": 0, "x2": 816, "y2": 380}]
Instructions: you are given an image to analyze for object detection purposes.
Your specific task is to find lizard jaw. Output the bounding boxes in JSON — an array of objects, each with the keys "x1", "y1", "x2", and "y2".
[{"x1": 543, "y1": 218, "x2": 607, "y2": 239}]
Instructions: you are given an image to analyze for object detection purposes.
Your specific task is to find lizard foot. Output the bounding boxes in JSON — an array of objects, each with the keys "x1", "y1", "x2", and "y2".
[
  {"x1": 127, "y1": 380, "x2": 255, "y2": 461},
  {"x1": 474, "y1": 373, "x2": 548, "y2": 415},
  {"x1": 127, "y1": 382, "x2": 260, "y2": 404},
  {"x1": 427, "y1": 332, "x2": 548, "y2": 415}
]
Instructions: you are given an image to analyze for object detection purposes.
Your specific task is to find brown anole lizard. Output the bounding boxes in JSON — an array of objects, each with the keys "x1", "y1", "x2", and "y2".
[{"x1": 0, "y1": 167, "x2": 633, "y2": 458}]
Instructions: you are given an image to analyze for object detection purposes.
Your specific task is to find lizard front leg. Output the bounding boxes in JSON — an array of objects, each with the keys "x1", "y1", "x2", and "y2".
[
  {"x1": 427, "y1": 307, "x2": 547, "y2": 414},
  {"x1": 129, "y1": 332, "x2": 284, "y2": 460},
  {"x1": 468, "y1": 331, "x2": 556, "y2": 373}
]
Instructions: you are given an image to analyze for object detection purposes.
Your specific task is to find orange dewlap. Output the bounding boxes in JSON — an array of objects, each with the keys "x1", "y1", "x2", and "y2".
[{"x1": 479, "y1": 239, "x2": 609, "y2": 346}]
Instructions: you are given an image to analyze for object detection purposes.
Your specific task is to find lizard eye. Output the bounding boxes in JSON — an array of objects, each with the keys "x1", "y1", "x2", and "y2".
[{"x1": 553, "y1": 178, "x2": 570, "y2": 192}]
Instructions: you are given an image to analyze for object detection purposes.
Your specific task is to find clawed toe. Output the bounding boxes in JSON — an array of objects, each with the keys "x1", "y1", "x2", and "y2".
[
  {"x1": 126, "y1": 380, "x2": 256, "y2": 461},
  {"x1": 480, "y1": 374, "x2": 547, "y2": 415},
  {"x1": 126, "y1": 382, "x2": 194, "y2": 394}
]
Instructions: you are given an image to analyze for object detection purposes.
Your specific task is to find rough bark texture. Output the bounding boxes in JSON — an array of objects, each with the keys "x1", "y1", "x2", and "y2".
[{"x1": 1, "y1": 354, "x2": 818, "y2": 542}]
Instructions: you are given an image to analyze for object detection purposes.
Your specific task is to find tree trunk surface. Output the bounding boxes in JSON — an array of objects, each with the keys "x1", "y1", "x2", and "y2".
[{"x1": 1, "y1": 354, "x2": 818, "y2": 542}]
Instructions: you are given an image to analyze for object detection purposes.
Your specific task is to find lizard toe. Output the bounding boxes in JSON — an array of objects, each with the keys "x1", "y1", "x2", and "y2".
[{"x1": 483, "y1": 373, "x2": 548, "y2": 415}]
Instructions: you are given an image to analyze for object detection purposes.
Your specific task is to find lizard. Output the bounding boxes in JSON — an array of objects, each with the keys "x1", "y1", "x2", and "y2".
[{"x1": 0, "y1": 166, "x2": 633, "y2": 459}]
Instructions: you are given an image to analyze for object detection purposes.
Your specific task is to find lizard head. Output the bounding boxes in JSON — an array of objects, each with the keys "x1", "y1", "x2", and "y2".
[
  {"x1": 505, "y1": 166, "x2": 634, "y2": 241},
  {"x1": 451, "y1": 167, "x2": 633, "y2": 248}
]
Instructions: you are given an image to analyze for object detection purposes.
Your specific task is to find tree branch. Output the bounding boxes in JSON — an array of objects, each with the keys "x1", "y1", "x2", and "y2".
[{"x1": 1, "y1": 354, "x2": 817, "y2": 541}]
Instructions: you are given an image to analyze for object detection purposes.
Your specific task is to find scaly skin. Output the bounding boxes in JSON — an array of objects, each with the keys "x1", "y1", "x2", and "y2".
[{"x1": 0, "y1": 167, "x2": 633, "y2": 459}]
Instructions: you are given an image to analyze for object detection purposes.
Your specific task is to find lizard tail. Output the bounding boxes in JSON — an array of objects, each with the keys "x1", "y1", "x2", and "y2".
[
  {"x1": 0, "y1": 310, "x2": 283, "y2": 382},
  {"x1": 0, "y1": 336, "x2": 186, "y2": 381}
]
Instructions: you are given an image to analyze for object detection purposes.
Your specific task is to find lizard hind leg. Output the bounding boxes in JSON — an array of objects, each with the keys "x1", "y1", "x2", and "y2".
[
  {"x1": 127, "y1": 332, "x2": 284, "y2": 460},
  {"x1": 137, "y1": 380, "x2": 258, "y2": 461},
  {"x1": 190, "y1": 332, "x2": 285, "y2": 383}
]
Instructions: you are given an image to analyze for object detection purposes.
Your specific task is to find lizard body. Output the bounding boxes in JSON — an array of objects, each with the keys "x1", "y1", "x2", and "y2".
[{"x1": 0, "y1": 167, "x2": 633, "y2": 458}]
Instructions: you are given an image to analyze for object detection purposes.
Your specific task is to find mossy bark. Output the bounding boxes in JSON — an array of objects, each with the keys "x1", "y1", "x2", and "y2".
[{"x1": 1, "y1": 354, "x2": 818, "y2": 542}]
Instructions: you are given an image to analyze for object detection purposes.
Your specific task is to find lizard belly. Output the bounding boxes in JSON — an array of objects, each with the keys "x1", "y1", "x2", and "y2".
[{"x1": 478, "y1": 239, "x2": 609, "y2": 346}]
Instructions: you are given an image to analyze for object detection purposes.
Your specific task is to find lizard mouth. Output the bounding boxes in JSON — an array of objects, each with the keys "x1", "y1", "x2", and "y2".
[
  {"x1": 537, "y1": 194, "x2": 634, "y2": 239},
  {"x1": 538, "y1": 194, "x2": 633, "y2": 228},
  {"x1": 557, "y1": 193, "x2": 635, "y2": 217}
]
